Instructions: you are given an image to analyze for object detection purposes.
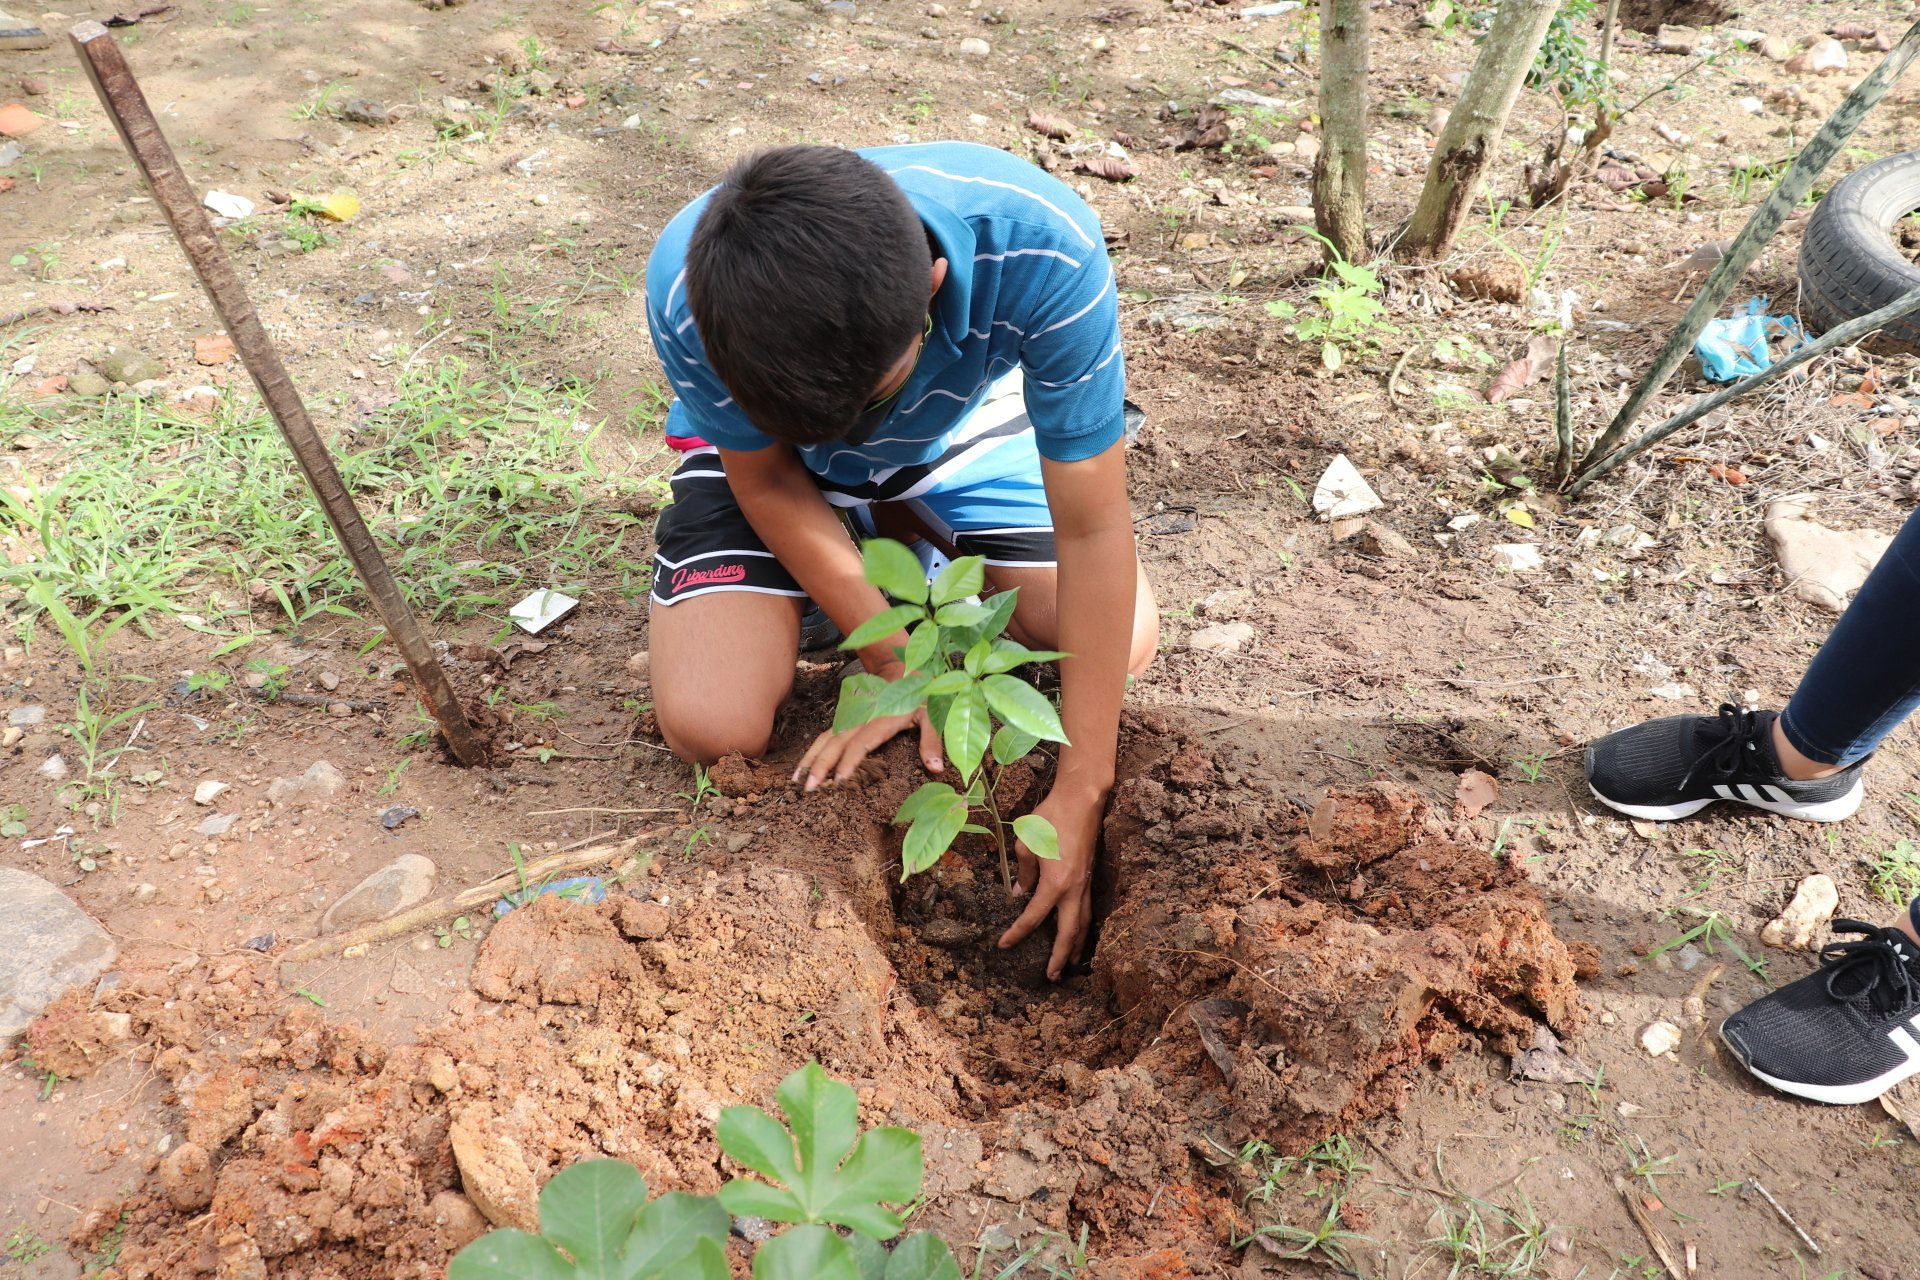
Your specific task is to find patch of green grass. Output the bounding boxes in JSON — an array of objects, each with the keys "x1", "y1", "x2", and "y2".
[
  {"x1": 4, "y1": 1226, "x2": 51, "y2": 1264},
  {"x1": 1864, "y1": 839, "x2": 1920, "y2": 905},
  {"x1": 0, "y1": 358, "x2": 663, "y2": 660},
  {"x1": 1422, "y1": 1184, "x2": 1560, "y2": 1279}
]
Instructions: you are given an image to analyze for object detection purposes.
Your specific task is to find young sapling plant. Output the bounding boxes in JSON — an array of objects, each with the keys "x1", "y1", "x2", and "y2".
[{"x1": 832, "y1": 539, "x2": 1068, "y2": 888}]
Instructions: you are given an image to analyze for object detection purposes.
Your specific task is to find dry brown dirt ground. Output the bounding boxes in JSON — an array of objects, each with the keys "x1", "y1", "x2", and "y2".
[{"x1": 5, "y1": 0, "x2": 1920, "y2": 1276}]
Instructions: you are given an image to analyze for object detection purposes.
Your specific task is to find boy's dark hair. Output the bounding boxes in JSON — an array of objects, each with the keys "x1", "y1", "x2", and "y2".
[{"x1": 686, "y1": 145, "x2": 931, "y2": 443}]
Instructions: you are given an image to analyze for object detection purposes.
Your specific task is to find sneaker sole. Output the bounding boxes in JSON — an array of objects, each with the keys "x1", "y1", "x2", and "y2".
[
  {"x1": 1718, "y1": 1019, "x2": 1920, "y2": 1105},
  {"x1": 1587, "y1": 776, "x2": 1864, "y2": 824}
]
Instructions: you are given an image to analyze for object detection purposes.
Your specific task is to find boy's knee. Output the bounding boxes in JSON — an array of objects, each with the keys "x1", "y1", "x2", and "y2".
[
  {"x1": 657, "y1": 702, "x2": 777, "y2": 766},
  {"x1": 1130, "y1": 598, "x2": 1160, "y2": 677}
]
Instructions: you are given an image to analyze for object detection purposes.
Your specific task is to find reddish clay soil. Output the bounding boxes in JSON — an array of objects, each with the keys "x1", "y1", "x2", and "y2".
[{"x1": 34, "y1": 714, "x2": 1583, "y2": 1278}]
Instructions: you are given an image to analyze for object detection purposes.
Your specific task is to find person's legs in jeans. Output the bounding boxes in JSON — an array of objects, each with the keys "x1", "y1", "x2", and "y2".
[{"x1": 1772, "y1": 506, "x2": 1920, "y2": 777}]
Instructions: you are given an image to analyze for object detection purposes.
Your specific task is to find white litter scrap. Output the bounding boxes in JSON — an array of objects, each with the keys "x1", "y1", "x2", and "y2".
[
  {"x1": 1310, "y1": 454, "x2": 1383, "y2": 521},
  {"x1": 509, "y1": 589, "x2": 579, "y2": 634},
  {"x1": 203, "y1": 190, "x2": 255, "y2": 220},
  {"x1": 1239, "y1": 1, "x2": 1302, "y2": 14}
]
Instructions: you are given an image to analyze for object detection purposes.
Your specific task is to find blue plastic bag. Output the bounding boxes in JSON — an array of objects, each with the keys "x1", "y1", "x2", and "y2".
[
  {"x1": 1695, "y1": 298, "x2": 1804, "y2": 383},
  {"x1": 494, "y1": 875, "x2": 606, "y2": 918}
]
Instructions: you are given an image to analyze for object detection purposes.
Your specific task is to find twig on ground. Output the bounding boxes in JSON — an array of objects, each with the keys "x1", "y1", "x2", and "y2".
[
  {"x1": 1616, "y1": 1176, "x2": 1687, "y2": 1280},
  {"x1": 245, "y1": 688, "x2": 386, "y2": 711},
  {"x1": 279, "y1": 828, "x2": 662, "y2": 964},
  {"x1": 526, "y1": 805, "x2": 679, "y2": 818},
  {"x1": 1387, "y1": 342, "x2": 1416, "y2": 408},
  {"x1": 1745, "y1": 1178, "x2": 1820, "y2": 1255}
]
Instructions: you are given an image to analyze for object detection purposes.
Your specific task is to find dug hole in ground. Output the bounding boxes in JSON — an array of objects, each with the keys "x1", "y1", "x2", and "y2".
[{"x1": 6, "y1": 0, "x2": 1920, "y2": 1275}]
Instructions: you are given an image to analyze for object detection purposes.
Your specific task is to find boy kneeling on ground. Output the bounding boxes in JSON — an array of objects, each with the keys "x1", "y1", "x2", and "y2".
[{"x1": 643, "y1": 143, "x2": 1158, "y2": 979}]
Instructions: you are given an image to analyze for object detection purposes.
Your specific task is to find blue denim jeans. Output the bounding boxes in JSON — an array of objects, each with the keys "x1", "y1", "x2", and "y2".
[{"x1": 1780, "y1": 506, "x2": 1920, "y2": 768}]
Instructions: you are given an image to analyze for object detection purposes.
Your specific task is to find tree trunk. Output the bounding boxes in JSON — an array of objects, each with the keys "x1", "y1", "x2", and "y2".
[
  {"x1": 1399, "y1": 0, "x2": 1561, "y2": 261},
  {"x1": 1312, "y1": 0, "x2": 1370, "y2": 263}
]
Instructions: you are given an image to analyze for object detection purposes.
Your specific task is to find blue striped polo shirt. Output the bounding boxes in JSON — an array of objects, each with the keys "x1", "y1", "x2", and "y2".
[{"x1": 644, "y1": 141, "x2": 1125, "y2": 487}]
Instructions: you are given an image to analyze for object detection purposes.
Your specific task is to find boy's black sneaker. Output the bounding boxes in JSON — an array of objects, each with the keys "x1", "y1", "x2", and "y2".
[
  {"x1": 1584, "y1": 704, "x2": 1864, "y2": 823},
  {"x1": 1720, "y1": 920, "x2": 1920, "y2": 1104},
  {"x1": 798, "y1": 601, "x2": 842, "y2": 653}
]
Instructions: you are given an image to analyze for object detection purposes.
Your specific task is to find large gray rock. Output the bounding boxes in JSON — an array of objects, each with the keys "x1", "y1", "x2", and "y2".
[
  {"x1": 319, "y1": 853, "x2": 437, "y2": 934},
  {"x1": 0, "y1": 867, "x2": 116, "y2": 1042}
]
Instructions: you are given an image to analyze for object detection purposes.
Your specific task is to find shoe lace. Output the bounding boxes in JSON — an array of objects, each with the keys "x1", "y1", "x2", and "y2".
[
  {"x1": 1820, "y1": 919, "x2": 1920, "y2": 1013},
  {"x1": 1677, "y1": 703, "x2": 1765, "y2": 790}
]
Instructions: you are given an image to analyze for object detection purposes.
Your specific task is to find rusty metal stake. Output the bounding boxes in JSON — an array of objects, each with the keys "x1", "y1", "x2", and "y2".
[{"x1": 69, "y1": 20, "x2": 489, "y2": 766}]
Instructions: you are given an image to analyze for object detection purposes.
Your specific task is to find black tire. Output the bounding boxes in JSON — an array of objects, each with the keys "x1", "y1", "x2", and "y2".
[{"x1": 1798, "y1": 148, "x2": 1920, "y2": 350}]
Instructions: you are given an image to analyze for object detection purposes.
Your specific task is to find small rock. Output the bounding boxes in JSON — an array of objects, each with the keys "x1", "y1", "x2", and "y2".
[
  {"x1": 1640, "y1": 1020, "x2": 1683, "y2": 1057},
  {"x1": 1765, "y1": 500, "x2": 1891, "y2": 612},
  {"x1": 98, "y1": 349, "x2": 165, "y2": 384},
  {"x1": 1757, "y1": 33, "x2": 1793, "y2": 60},
  {"x1": 725, "y1": 832, "x2": 754, "y2": 853},
  {"x1": 1424, "y1": 106, "x2": 1449, "y2": 135},
  {"x1": 1489, "y1": 543, "x2": 1544, "y2": 572},
  {"x1": 1, "y1": 727, "x2": 20, "y2": 749},
  {"x1": 337, "y1": 97, "x2": 393, "y2": 125},
  {"x1": 266, "y1": 759, "x2": 347, "y2": 807},
  {"x1": 1190, "y1": 622, "x2": 1256, "y2": 654},
  {"x1": 1760, "y1": 873, "x2": 1839, "y2": 950},
  {"x1": 67, "y1": 372, "x2": 112, "y2": 397},
  {"x1": 160, "y1": 1142, "x2": 215, "y2": 1212},
  {"x1": 203, "y1": 189, "x2": 255, "y2": 220},
  {"x1": 616, "y1": 897, "x2": 671, "y2": 940},
  {"x1": 7, "y1": 704, "x2": 44, "y2": 727},
  {"x1": 1797, "y1": 36, "x2": 1848, "y2": 72},
  {"x1": 1293, "y1": 133, "x2": 1320, "y2": 163},
  {"x1": 327, "y1": 701, "x2": 352, "y2": 717},
  {"x1": 317, "y1": 670, "x2": 341, "y2": 691},
  {"x1": 36, "y1": 754, "x2": 68, "y2": 781},
  {"x1": 1654, "y1": 24, "x2": 1698, "y2": 53},
  {"x1": 133, "y1": 883, "x2": 158, "y2": 904},
  {"x1": 193, "y1": 780, "x2": 229, "y2": 806},
  {"x1": 1738, "y1": 95, "x2": 1765, "y2": 114},
  {"x1": 1337, "y1": 519, "x2": 1416, "y2": 560},
  {"x1": 428, "y1": 1191, "x2": 490, "y2": 1252},
  {"x1": 450, "y1": 1110, "x2": 539, "y2": 1230},
  {"x1": 20, "y1": 75, "x2": 49, "y2": 97},
  {"x1": 197, "y1": 813, "x2": 239, "y2": 837},
  {"x1": 0, "y1": 868, "x2": 117, "y2": 1042},
  {"x1": 319, "y1": 854, "x2": 437, "y2": 934},
  {"x1": 957, "y1": 36, "x2": 990, "y2": 57}
]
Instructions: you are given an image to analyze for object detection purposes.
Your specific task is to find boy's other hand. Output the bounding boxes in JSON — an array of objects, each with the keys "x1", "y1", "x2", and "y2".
[
  {"x1": 998, "y1": 784, "x2": 1103, "y2": 982},
  {"x1": 793, "y1": 703, "x2": 943, "y2": 791}
]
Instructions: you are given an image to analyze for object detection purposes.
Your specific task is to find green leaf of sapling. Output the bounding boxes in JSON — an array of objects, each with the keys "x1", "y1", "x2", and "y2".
[
  {"x1": 980, "y1": 641, "x2": 1067, "y2": 675},
  {"x1": 941, "y1": 685, "x2": 990, "y2": 781},
  {"x1": 901, "y1": 620, "x2": 940, "y2": 674},
  {"x1": 902, "y1": 797, "x2": 968, "y2": 876},
  {"x1": 753, "y1": 1225, "x2": 862, "y2": 1280},
  {"x1": 716, "y1": 1105, "x2": 801, "y2": 1187},
  {"x1": 884, "y1": 1233, "x2": 965, "y2": 1280},
  {"x1": 816, "y1": 1126, "x2": 923, "y2": 1238},
  {"x1": 1012, "y1": 814, "x2": 1061, "y2": 861},
  {"x1": 537, "y1": 1160, "x2": 648, "y2": 1268},
  {"x1": 963, "y1": 639, "x2": 992, "y2": 677},
  {"x1": 873, "y1": 671, "x2": 934, "y2": 718},
  {"x1": 717, "y1": 1179, "x2": 807, "y2": 1224},
  {"x1": 678, "y1": 1237, "x2": 732, "y2": 1280},
  {"x1": 895, "y1": 782, "x2": 960, "y2": 825},
  {"x1": 921, "y1": 670, "x2": 972, "y2": 697},
  {"x1": 849, "y1": 1234, "x2": 889, "y2": 1280},
  {"x1": 990, "y1": 724, "x2": 1040, "y2": 767},
  {"x1": 933, "y1": 601, "x2": 991, "y2": 628},
  {"x1": 446, "y1": 1230, "x2": 574, "y2": 1280},
  {"x1": 861, "y1": 539, "x2": 929, "y2": 604},
  {"x1": 841, "y1": 604, "x2": 925, "y2": 653},
  {"x1": 622, "y1": 1191, "x2": 730, "y2": 1278},
  {"x1": 775, "y1": 1062, "x2": 861, "y2": 1213},
  {"x1": 832, "y1": 673, "x2": 887, "y2": 734},
  {"x1": 978, "y1": 676, "x2": 1067, "y2": 743},
  {"x1": 929, "y1": 555, "x2": 986, "y2": 605}
]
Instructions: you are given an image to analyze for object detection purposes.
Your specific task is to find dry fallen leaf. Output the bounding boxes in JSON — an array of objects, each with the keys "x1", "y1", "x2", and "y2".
[
  {"x1": 1504, "y1": 506, "x2": 1536, "y2": 528},
  {"x1": 312, "y1": 190, "x2": 361, "y2": 222},
  {"x1": 1705, "y1": 462, "x2": 1748, "y2": 485},
  {"x1": 1075, "y1": 154, "x2": 1137, "y2": 182},
  {"x1": 1176, "y1": 105, "x2": 1231, "y2": 151},
  {"x1": 1453, "y1": 768, "x2": 1499, "y2": 819},
  {"x1": 1025, "y1": 108, "x2": 1077, "y2": 141},
  {"x1": 1485, "y1": 334, "x2": 1559, "y2": 404},
  {"x1": 194, "y1": 333, "x2": 236, "y2": 366}
]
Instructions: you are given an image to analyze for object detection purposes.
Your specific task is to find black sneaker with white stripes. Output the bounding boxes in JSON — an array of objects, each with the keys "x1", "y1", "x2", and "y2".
[
  {"x1": 1584, "y1": 704, "x2": 1865, "y2": 823},
  {"x1": 1720, "y1": 919, "x2": 1920, "y2": 1104}
]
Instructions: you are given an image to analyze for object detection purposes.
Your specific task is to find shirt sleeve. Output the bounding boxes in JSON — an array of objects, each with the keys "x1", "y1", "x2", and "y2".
[
  {"x1": 646, "y1": 301, "x2": 777, "y2": 453},
  {"x1": 1018, "y1": 254, "x2": 1126, "y2": 464}
]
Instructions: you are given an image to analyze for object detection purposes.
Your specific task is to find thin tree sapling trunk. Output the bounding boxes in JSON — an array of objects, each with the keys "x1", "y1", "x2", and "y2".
[
  {"x1": 1313, "y1": 0, "x2": 1371, "y2": 263},
  {"x1": 1400, "y1": 0, "x2": 1561, "y2": 260}
]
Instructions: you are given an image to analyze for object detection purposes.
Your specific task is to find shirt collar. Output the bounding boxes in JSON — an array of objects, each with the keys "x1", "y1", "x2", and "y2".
[{"x1": 908, "y1": 189, "x2": 974, "y2": 368}]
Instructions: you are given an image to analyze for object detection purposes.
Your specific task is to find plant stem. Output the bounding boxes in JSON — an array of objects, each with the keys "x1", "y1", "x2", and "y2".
[{"x1": 982, "y1": 762, "x2": 1013, "y2": 890}]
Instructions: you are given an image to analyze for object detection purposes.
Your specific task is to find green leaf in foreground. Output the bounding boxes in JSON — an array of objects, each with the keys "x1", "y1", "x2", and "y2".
[{"x1": 1012, "y1": 814, "x2": 1060, "y2": 861}]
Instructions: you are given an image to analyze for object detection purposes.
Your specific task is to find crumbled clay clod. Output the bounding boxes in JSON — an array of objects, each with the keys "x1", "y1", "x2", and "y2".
[{"x1": 1640, "y1": 1020, "x2": 1683, "y2": 1056}]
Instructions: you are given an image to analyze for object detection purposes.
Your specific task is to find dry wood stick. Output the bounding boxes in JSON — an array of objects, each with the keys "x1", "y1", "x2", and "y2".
[
  {"x1": 280, "y1": 828, "x2": 663, "y2": 964},
  {"x1": 68, "y1": 21, "x2": 489, "y2": 767},
  {"x1": 1746, "y1": 1178, "x2": 1820, "y2": 1256},
  {"x1": 1615, "y1": 1176, "x2": 1687, "y2": 1280}
]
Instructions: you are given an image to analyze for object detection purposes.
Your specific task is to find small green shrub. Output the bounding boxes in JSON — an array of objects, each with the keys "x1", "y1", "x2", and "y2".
[
  {"x1": 1264, "y1": 252, "x2": 1397, "y2": 371},
  {"x1": 448, "y1": 1063, "x2": 961, "y2": 1279},
  {"x1": 834, "y1": 539, "x2": 1067, "y2": 887}
]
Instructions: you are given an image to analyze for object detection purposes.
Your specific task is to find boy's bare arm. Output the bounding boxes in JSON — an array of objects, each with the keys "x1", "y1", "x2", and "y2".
[
  {"x1": 719, "y1": 444, "x2": 943, "y2": 776},
  {"x1": 998, "y1": 441, "x2": 1138, "y2": 980}
]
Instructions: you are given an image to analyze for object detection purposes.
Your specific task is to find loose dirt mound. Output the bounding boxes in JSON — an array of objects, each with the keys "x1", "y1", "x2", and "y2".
[{"x1": 46, "y1": 713, "x2": 1585, "y2": 1276}]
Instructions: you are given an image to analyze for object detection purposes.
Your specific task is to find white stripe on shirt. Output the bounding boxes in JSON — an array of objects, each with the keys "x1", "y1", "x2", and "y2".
[
  {"x1": 1032, "y1": 267, "x2": 1115, "y2": 338},
  {"x1": 1031, "y1": 340, "x2": 1123, "y2": 388},
  {"x1": 884, "y1": 165, "x2": 1097, "y2": 249},
  {"x1": 975, "y1": 248, "x2": 1082, "y2": 269}
]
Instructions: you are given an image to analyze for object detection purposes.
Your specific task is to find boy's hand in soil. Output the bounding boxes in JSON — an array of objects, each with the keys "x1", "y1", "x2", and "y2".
[
  {"x1": 998, "y1": 784, "x2": 1102, "y2": 981},
  {"x1": 792, "y1": 689, "x2": 944, "y2": 790}
]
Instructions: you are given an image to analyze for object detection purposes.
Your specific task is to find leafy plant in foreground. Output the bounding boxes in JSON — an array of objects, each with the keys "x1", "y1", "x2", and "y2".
[
  {"x1": 833, "y1": 539, "x2": 1068, "y2": 887},
  {"x1": 448, "y1": 1062, "x2": 960, "y2": 1280},
  {"x1": 1263, "y1": 241, "x2": 1397, "y2": 371}
]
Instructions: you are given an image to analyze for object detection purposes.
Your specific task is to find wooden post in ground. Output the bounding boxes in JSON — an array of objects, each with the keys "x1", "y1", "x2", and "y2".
[{"x1": 67, "y1": 20, "x2": 490, "y2": 767}]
